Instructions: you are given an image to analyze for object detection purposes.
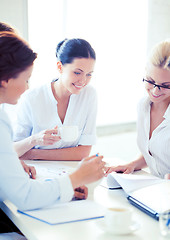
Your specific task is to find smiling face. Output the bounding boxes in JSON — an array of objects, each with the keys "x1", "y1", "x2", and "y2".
[
  {"x1": 145, "y1": 64, "x2": 170, "y2": 105},
  {"x1": 58, "y1": 58, "x2": 95, "y2": 94},
  {"x1": 0, "y1": 65, "x2": 33, "y2": 104}
]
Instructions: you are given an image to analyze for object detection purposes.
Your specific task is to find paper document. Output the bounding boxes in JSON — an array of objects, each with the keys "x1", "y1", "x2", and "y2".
[
  {"x1": 107, "y1": 171, "x2": 164, "y2": 193},
  {"x1": 26, "y1": 162, "x2": 75, "y2": 181},
  {"x1": 105, "y1": 168, "x2": 169, "y2": 220},
  {"x1": 18, "y1": 200, "x2": 105, "y2": 225}
]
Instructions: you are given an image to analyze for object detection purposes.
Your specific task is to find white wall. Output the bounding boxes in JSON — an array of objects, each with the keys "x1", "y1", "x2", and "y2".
[
  {"x1": 28, "y1": 0, "x2": 148, "y2": 126},
  {"x1": 147, "y1": 0, "x2": 170, "y2": 54},
  {"x1": 0, "y1": 0, "x2": 28, "y2": 39},
  {"x1": 1, "y1": 0, "x2": 170, "y2": 128},
  {"x1": 0, "y1": 0, "x2": 28, "y2": 123}
]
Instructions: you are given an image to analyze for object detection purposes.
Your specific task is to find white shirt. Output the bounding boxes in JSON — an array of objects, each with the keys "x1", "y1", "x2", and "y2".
[
  {"x1": 137, "y1": 97, "x2": 170, "y2": 178},
  {"x1": 13, "y1": 82, "x2": 97, "y2": 149},
  {"x1": 0, "y1": 108, "x2": 74, "y2": 211}
]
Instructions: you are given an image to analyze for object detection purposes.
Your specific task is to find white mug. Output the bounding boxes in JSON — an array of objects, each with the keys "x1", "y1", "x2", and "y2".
[
  {"x1": 104, "y1": 207, "x2": 133, "y2": 233},
  {"x1": 58, "y1": 126, "x2": 79, "y2": 142}
]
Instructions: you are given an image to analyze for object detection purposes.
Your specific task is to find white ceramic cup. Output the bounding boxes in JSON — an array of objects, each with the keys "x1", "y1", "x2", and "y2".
[
  {"x1": 58, "y1": 126, "x2": 79, "y2": 142},
  {"x1": 104, "y1": 207, "x2": 133, "y2": 233}
]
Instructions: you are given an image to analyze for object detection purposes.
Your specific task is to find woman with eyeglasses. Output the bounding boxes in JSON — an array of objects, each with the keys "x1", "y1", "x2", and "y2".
[
  {"x1": 107, "y1": 39, "x2": 170, "y2": 179},
  {"x1": 13, "y1": 38, "x2": 97, "y2": 161}
]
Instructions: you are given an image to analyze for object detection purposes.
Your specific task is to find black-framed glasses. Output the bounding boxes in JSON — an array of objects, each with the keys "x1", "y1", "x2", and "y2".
[{"x1": 143, "y1": 78, "x2": 170, "y2": 90}]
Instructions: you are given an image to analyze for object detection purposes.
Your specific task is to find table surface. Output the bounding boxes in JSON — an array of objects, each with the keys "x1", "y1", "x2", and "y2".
[{"x1": 0, "y1": 159, "x2": 165, "y2": 240}]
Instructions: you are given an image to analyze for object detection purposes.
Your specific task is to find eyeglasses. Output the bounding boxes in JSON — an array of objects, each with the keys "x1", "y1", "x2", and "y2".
[{"x1": 143, "y1": 78, "x2": 170, "y2": 90}]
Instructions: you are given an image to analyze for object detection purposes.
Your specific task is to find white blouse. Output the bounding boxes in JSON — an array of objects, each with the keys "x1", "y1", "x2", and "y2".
[
  {"x1": 137, "y1": 97, "x2": 170, "y2": 178},
  {"x1": 0, "y1": 108, "x2": 74, "y2": 211},
  {"x1": 13, "y1": 82, "x2": 97, "y2": 149}
]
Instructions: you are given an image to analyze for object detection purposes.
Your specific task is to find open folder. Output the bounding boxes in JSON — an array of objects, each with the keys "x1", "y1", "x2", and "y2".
[
  {"x1": 107, "y1": 172, "x2": 170, "y2": 220},
  {"x1": 18, "y1": 200, "x2": 105, "y2": 225}
]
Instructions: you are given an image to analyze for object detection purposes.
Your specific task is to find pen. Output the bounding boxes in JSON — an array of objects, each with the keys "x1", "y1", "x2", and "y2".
[
  {"x1": 96, "y1": 153, "x2": 99, "y2": 157},
  {"x1": 29, "y1": 171, "x2": 33, "y2": 179},
  {"x1": 166, "y1": 211, "x2": 170, "y2": 227}
]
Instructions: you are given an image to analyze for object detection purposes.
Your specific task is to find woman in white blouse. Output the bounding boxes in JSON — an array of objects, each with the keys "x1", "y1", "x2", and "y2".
[
  {"x1": 0, "y1": 31, "x2": 105, "y2": 209},
  {"x1": 0, "y1": 31, "x2": 105, "y2": 238},
  {"x1": 108, "y1": 39, "x2": 170, "y2": 179},
  {"x1": 13, "y1": 38, "x2": 97, "y2": 161}
]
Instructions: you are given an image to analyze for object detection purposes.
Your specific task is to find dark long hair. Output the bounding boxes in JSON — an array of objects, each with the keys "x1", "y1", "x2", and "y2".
[
  {"x1": 0, "y1": 22, "x2": 15, "y2": 33},
  {"x1": 0, "y1": 32, "x2": 37, "y2": 85},
  {"x1": 56, "y1": 38, "x2": 96, "y2": 65}
]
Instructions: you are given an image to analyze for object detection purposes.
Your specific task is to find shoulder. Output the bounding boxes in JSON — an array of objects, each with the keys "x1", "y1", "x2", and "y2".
[
  {"x1": 84, "y1": 84, "x2": 96, "y2": 94},
  {"x1": 22, "y1": 83, "x2": 49, "y2": 99},
  {"x1": 137, "y1": 96, "x2": 151, "y2": 113},
  {"x1": 0, "y1": 109, "x2": 13, "y2": 150},
  {"x1": 79, "y1": 85, "x2": 97, "y2": 99},
  {"x1": 18, "y1": 83, "x2": 50, "y2": 104},
  {"x1": 164, "y1": 104, "x2": 170, "y2": 120},
  {"x1": 0, "y1": 108, "x2": 11, "y2": 131}
]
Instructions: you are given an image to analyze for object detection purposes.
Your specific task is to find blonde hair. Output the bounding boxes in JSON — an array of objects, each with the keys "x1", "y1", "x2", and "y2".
[{"x1": 148, "y1": 39, "x2": 170, "y2": 70}]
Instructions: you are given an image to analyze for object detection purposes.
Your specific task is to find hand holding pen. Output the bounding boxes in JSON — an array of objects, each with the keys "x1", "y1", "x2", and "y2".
[
  {"x1": 69, "y1": 154, "x2": 106, "y2": 189},
  {"x1": 20, "y1": 160, "x2": 36, "y2": 179}
]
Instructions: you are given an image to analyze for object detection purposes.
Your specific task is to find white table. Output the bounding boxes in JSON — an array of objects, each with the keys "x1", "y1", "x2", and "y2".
[{"x1": 0, "y1": 159, "x2": 165, "y2": 240}]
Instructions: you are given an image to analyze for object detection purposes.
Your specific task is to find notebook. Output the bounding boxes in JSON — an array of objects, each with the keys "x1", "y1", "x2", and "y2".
[
  {"x1": 18, "y1": 200, "x2": 105, "y2": 225},
  {"x1": 18, "y1": 163, "x2": 105, "y2": 225},
  {"x1": 106, "y1": 172, "x2": 170, "y2": 220},
  {"x1": 127, "y1": 181, "x2": 170, "y2": 220}
]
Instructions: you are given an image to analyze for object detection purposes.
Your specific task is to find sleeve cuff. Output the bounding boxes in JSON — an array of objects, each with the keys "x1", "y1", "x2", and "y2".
[
  {"x1": 57, "y1": 175, "x2": 74, "y2": 203},
  {"x1": 78, "y1": 134, "x2": 96, "y2": 145}
]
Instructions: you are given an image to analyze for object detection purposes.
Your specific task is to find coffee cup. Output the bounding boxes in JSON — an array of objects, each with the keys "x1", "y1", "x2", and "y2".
[
  {"x1": 104, "y1": 207, "x2": 134, "y2": 233},
  {"x1": 58, "y1": 126, "x2": 78, "y2": 142}
]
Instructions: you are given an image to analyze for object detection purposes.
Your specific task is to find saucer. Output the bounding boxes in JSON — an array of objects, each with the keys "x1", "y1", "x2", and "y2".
[{"x1": 96, "y1": 219, "x2": 140, "y2": 235}]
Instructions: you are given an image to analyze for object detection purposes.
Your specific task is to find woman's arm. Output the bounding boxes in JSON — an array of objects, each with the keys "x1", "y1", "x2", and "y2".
[
  {"x1": 14, "y1": 136, "x2": 36, "y2": 157},
  {"x1": 19, "y1": 145, "x2": 92, "y2": 161},
  {"x1": 14, "y1": 128, "x2": 61, "y2": 157}
]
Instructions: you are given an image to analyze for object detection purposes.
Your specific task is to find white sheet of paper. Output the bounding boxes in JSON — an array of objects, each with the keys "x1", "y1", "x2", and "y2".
[
  {"x1": 26, "y1": 162, "x2": 75, "y2": 181},
  {"x1": 18, "y1": 200, "x2": 105, "y2": 225},
  {"x1": 107, "y1": 172, "x2": 164, "y2": 193}
]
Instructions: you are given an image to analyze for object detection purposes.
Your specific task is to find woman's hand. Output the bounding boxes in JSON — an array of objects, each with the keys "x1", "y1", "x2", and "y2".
[
  {"x1": 14, "y1": 126, "x2": 61, "y2": 158},
  {"x1": 104, "y1": 157, "x2": 147, "y2": 176},
  {"x1": 104, "y1": 162, "x2": 137, "y2": 176},
  {"x1": 32, "y1": 126, "x2": 61, "y2": 146},
  {"x1": 69, "y1": 154, "x2": 106, "y2": 189},
  {"x1": 73, "y1": 186, "x2": 88, "y2": 200},
  {"x1": 164, "y1": 173, "x2": 170, "y2": 179},
  {"x1": 20, "y1": 160, "x2": 36, "y2": 179}
]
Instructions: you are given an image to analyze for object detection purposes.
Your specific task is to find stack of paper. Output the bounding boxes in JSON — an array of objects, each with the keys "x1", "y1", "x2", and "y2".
[{"x1": 107, "y1": 171, "x2": 164, "y2": 193}]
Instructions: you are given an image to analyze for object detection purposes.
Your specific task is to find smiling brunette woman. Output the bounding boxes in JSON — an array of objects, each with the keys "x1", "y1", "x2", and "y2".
[
  {"x1": 0, "y1": 32, "x2": 106, "y2": 236},
  {"x1": 13, "y1": 38, "x2": 97, "y2": 161}
]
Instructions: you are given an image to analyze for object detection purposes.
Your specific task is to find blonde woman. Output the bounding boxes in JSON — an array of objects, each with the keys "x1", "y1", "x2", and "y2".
[{"x1": 108, "y1": 39, "x2": 170, "y2": 179}]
